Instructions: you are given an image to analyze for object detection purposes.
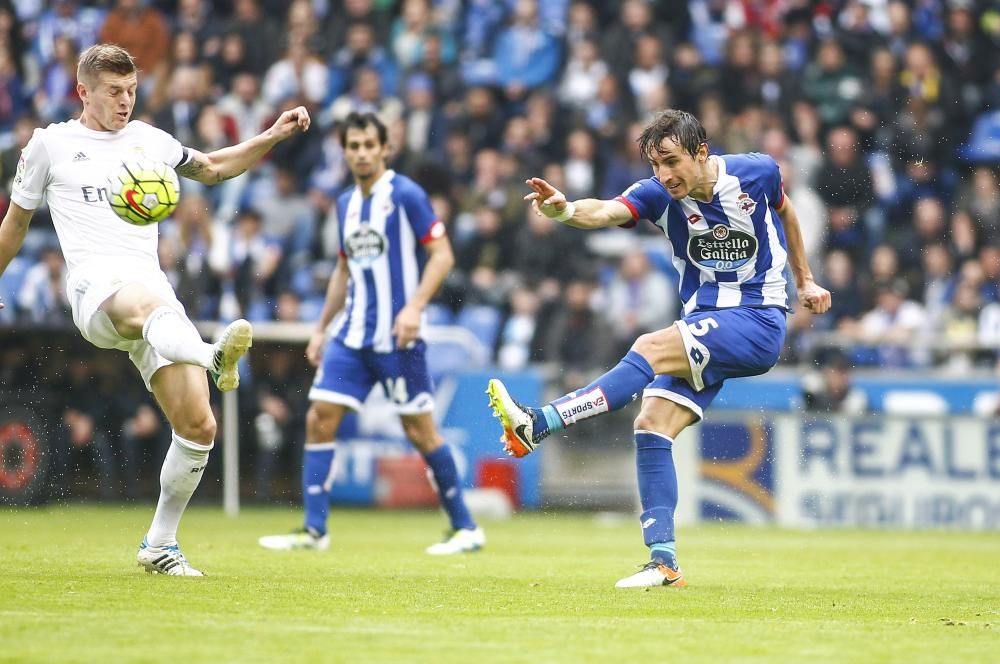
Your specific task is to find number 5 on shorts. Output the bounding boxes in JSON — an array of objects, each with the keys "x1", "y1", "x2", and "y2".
[{"x1": 688, "y1": 317, "x2": 719, "y2": 337}]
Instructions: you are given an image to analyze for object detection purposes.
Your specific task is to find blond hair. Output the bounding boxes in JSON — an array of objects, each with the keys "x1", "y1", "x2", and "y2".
[{"x1": 77, "y1": 43, "x2": 136, "y2": 86}]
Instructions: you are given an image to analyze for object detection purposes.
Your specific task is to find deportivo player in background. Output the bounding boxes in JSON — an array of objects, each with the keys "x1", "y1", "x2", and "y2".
[
  {"x1": 488, "y1": 109, "x2": 830, "y2": 587},
  {"x1": 0, "y1": 44, "x2": 310, "y2": 576},
  {"x1": 259, "y1": 112, "x2": 484, "y2": 555}
]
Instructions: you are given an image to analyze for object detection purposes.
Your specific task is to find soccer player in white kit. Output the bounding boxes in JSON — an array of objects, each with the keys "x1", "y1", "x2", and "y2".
[{"x1": 0, "y1": 44, "x2": 311, "y2": 576}]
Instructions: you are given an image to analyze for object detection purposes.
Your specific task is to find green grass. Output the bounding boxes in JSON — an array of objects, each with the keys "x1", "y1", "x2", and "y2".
[{"x1": 1, "y1": 505, "x2": 998, "y2": 663}]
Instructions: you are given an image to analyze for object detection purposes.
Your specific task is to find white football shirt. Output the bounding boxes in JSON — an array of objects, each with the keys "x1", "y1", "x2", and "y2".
[{"x1": 10, "y1": 119, "x2": 187, "y2": 274}]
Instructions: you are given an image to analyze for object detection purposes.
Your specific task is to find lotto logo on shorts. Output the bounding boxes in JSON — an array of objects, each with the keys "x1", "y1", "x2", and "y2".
[{"x1": 556, "y1": 388, "x2": 609, "y2": 425}]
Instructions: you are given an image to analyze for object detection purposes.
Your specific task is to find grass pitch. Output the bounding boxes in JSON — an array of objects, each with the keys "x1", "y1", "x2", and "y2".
[{"x1": 1, "y1": 505, "x2": 997, "y2": 663}]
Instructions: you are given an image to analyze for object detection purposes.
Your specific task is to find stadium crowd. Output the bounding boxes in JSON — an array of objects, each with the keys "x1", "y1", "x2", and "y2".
[{"x1": 2, "y1": 0, "x2": 1000, "y2": 496}]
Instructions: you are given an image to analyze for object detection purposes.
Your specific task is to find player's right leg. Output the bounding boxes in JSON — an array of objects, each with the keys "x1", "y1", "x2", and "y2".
[
  {"x1": 487, "y1": 326, "x2": 685, "y2": 456},
  {"x1": 99, "y1": 282, "x2": 251, "y2": 391},
  {"x1": 138, "y1": 363, "x2": 216, "y2": 576},
  {"x1": 260, "y1": 339, "x2": 370, "y2": 551}
]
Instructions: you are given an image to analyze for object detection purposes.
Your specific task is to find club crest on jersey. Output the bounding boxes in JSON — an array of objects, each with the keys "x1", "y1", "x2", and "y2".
[
  {"x1": 737, "y1": 192, "x2": 757, "y2": 216},
  {"x1": 688, "y1": 226, "x2": 758, "y2": 271},
  {"x1": 343, "y1": 222, "x2": 388, "y2": 267}
]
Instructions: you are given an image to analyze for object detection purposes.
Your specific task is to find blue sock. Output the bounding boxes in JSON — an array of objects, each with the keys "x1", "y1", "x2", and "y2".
[
  {"x1": 545, "y1": 350, "x2": 654, "y2": 431},
  {"x1": 635, "y1": 431, "x2": 678, "y2": 567},
  {"x1": 302, "y1": 444, "x2": 336, "y2": 536},
  {"x1": 424, "y1": 445, "x2": 476, "y2": 531}
]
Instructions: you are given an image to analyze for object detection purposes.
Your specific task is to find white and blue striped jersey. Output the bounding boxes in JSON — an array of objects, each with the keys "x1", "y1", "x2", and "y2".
[
  {"x1": 617, "y1": 153, "x2": 789, "y2": 314},
  {"x1": 331, "y1": 169, "x2": 445, "y2": 352}
]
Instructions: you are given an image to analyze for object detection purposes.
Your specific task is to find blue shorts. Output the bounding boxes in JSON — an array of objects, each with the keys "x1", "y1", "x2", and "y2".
[
  {"x1": 309, "y1": 339, "x2": 435, "y2": 414},
  {"x1": 644, "y1": 307, "x2": 786, "y2": 420}
]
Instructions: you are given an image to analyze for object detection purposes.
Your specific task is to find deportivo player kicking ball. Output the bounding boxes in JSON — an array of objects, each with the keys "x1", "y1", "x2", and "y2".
[
  {"x1": 488, "y1": 109, "x2": 831, "y2": 588},
  {"x1": 259, "y1": 112, "x2": 484, "y2": 555},
  {"x1": 0, "y1": 44, "x2": 311, "y2": 576}
]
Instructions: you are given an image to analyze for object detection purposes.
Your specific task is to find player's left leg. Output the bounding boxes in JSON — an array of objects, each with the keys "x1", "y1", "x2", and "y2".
[
  {"x1": 382, "y1": 342, "x2": 483, "y2": 554},
  {"x1": 399, "y1": 412, "x2": 484, "y2": 554},
  {"x1": 99, "y1": 283, "x2": 251, "y2": 391},
  {"x1": 137, "y1": 363, "x2": 216, "y2": 576}
]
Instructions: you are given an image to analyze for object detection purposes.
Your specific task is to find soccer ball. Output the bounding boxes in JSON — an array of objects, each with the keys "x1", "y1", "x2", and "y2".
[{"x1": 107, "y1": 160, "x2": 180, "y2": 226}]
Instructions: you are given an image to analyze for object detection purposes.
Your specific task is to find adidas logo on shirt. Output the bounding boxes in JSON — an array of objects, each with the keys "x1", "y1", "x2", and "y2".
[{"x1": 72, "y1": 152, "x2": 89, "y2": 162}]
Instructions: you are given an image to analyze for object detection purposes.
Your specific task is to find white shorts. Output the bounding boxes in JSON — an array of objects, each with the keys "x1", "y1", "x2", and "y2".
[{"x1": 67, "y1": 259, "x2": 187, "y2": 391}]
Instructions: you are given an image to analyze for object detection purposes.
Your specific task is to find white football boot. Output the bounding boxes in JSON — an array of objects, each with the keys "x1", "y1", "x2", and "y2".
[
  {"x1": 137, "y1": 538, "x2": 205, "y2": 576},
  {"x1": 210, "y1": 319, "x2": 253, "y2": 392},
  {"x1": 614, "y1": 561, "x2": 686, "y2": 588},
  {"x1": 258, "y1": 528, "x2": 330, "y2": 551},
  {"x1": 426, "y1": 527, "x2": 486, "y2": 555}
]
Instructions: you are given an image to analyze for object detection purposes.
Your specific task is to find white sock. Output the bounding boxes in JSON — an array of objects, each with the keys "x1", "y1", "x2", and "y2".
[
  {"x1": 142, "y1": 306, "x2": 216, "y2": 370},
  {"x1": 146, "y1": 432, "x2": 213, "y2": 548}
]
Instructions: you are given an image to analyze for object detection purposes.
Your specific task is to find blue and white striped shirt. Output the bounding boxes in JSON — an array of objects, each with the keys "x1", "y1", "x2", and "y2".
[
  {"x1": 617, "y1": 153, "x2": 789, "y2": 314},
  {"x1": 332, "y1": 169, "x2": 444, "y2": 352}
]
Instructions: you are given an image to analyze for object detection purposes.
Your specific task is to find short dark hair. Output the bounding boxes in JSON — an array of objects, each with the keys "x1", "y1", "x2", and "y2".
[
  {"x1": 339, "y1": 111, "x2": 387, "y2": 148},
  {"x1": 77, "y1": 43, "x2": 136, "y2": 86},
  {"x1": 637, "y1": 109, "x2": 708, "y2": 159}
]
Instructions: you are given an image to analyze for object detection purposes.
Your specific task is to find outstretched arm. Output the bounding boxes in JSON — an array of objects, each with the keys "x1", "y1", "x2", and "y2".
[
  {"x1": 0, "y1": 202, "x2": 34, "y2": 310},
  {"x1": 176, "y1": 106, "x2": 311, "y2": 185},
  {"x1": 777, "y1": 196, "x2": 831, "y2": 314},
  {"x1": 524, "y1": 177, "x2": 633, "y2": 229}
]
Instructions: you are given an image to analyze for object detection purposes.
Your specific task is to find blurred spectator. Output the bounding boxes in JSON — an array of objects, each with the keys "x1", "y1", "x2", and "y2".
[
  {"x1": 920, "y1": 242, "x2": 955, "y2": 334},
  {"x1": 960, "y1": 166, "x2": 1000, "y2": 244},
  {"x1": 844, "y1": 277, "x2": 929, "y2": 367},
  {"x1": 600, "y1": 121, "x2": 651, "y2": 200},
  {"x1": 152, "y1": 66, "x2": 208, "y2": 147},
  {"x1": 327, "y1": 21, "x2": 399, "y2": 105},
  {"x1": 0, "y1": 44, "x2": 27, "y2": 134},
  {"x1": 497, "y1": 286, "x2": 541, "y2": 371},
  {"x1": 544, "y1": 277, "x2": 616, "y2": 391},
  {"x1": 255, "y1": 166, "x2": 318, "y2": 263},
  {"x1": 327, "y1": 66, "x2": 403, "y2": 127},
  {"x1": 33, "y1": 0, "x2": 103, "y2": 71},
  {"x1": 602, "y1": 0, "x2": 673, "y2": 79},
  {"x1": 668, "y1": 41, "x2": 720, "y2": 115},
  {"x1": 940, "y1": 277, "x2": 983, "y2": 370},
  {"x1": 32, "y1": 34, "x2": 79, "y2": 123},
  {"x1": 815, "y1": 126, "x2": 875, "y2": 259},
  {"x1": 262, "y1": 35, "x2": 329, "y2": 109},
  {"x1": 225, "y1": 0, "x2": 282, "y2": 76},
  {"x1": 214, "y1": 209, "x2": 284, "y2": 320},
  {"x1": 718, "y1": 30, "x2": 759, "y2": 115},
  {"x1": 801, "y1": 39, "x2": 864, "y2": 127},
  {"x1": 0, "y1": 115, "x2": 39, "y2": 191},
  {"x1": 176, "y1": 0, "x2": 223, "y2": 64},
  {"x1": 562, "y1": 127, "x2": 596, "y2": 201},
  {"x1": 558, "y1": 38, "x2": 607, "y2": 111},
  {"x1": 327, "y1": 0, "x2": 392, "y2": 55},
  {"x1": 492, "y1": 0, "x2": 560, "y2": 103},
  {"x1": 820, "y1": 249, "x2": 863, "y2": 330},
  {"x1": 159, "y1": 193, "x2": 219, "y2": 320},
  {"x1": 17, "y1": 245, "x2": 70, "y2": 324},
  {"x1": 391, "y1": 0, "x2": 456, "y2": 70},
  {"x1": 51, "y1": 356, "x2": 118, "y2": 499},
  {"x1": 600, "y1": 250, "x2": 676, "y2": 357},
  {"x1": 217, "y1": 72, "x2": 273, "y2": 142},
  {"x1": 802, "y1": 353, "x2": 868, "y2": 414},
  {"x1": 779, "y1": 156, "x2": 827, "y2": 269},
  {"x1": 98, "y1": 0, "x2": 171, "y2": 92},
  {"x1": 628, "y1": 34, "x2": 668, "y2": 118}
]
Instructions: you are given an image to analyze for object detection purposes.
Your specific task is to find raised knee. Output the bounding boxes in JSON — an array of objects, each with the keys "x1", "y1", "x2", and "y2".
[
  {"x1": 177, "y1": 411, "x2": 217, "y2": 444},
  {"x1": 633, "y1": 412, "x2": 665, "y2": 433}
]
